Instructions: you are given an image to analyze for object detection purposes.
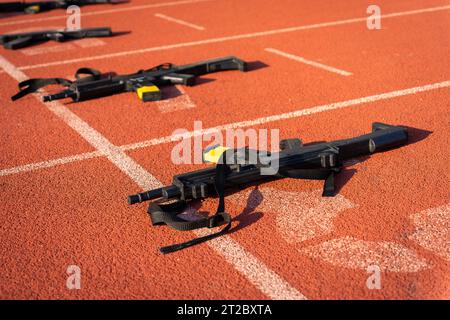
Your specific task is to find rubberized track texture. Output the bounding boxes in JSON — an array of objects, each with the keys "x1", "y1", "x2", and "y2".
[{"x1": 0, "y1": 0, "x2": 449, "y2": 299}]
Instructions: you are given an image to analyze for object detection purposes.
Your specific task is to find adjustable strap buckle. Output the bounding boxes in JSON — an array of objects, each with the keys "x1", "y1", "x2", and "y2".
[{"x1": 207, "y1": 214, "x2": 223, "y2": 228}]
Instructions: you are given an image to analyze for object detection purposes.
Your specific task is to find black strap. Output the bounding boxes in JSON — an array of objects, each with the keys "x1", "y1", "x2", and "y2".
[
  {"x1": 11, "y1": 77, "x2": 72, "y2": 101},
  {"x1": 75, "y1": 68, "x2": 102, "y2": 80},
  {"x1": 279, "y1": 167, "x2": 340, "y2": 197},
  {"x1": 147, "y1": 150, "x2": 340, "y2": 253},
  {"x1": 149, "y1": 157, "x2": 232, "y2": 254},
  {"x1": 11, "y1": 68, "x2": 103, "y2": 101}
]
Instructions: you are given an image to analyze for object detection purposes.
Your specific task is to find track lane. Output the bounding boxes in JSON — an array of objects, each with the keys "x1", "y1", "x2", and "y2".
[
  {"x1": 0, "y1": 74, "x2": 95, "y2": 168},
  {"x1": 0, "y1": 0, "x2": 448, "y2": 299},
  {"x1": 1, "y1": 0, "x2": 448, "y2": 70},
  {"x1": 126, "y1": 88, "x2": 449, "y2": 299},
  {"x1": 0, "y1": 157, "x2": 269, "y2": 299},
  {"x1": 10, "y1": 9, "x2": 446, "y2": 148},
  {"x1": 0, "y1": 0, "x2": 182, "y2": 26},
  {"x1": 0, "y1": 53, "x2": 304, "y2": 300}
]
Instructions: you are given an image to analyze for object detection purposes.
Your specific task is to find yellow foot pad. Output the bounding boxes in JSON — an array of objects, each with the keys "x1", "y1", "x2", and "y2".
[
  {"x1": 137, "y1": 85, "x2": 162, "y2": 102},
  {"x1": 203, "y1": 145, "x2": 230, "y2": 164}
]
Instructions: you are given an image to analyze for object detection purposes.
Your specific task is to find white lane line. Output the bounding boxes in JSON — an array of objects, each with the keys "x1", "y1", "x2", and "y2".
[
  {"x1": 73, "y1": 38, "x2": 107, "y2": 48},
  {"x1": 21, "y1": 43, "x2": 75, "y2": 56},
  {"x1": 154, "y1": 13, "x2": 205, "y2": 31},
  {"x1": 13, "y1": 5, "x2": 450, "y2": 71},
  {"x1": 0, "y1": 54, "x2": 161, "y2": 191},
  {"x1": 20, "y1": 39, "x2": 106, "y2": 56},
  {"x1": 0, "y1": 151, "x2": 102, "y2": 177},
  {"x1": 0, "y1": 0, "x2": 212, "y2": 27},
  {"x1": 195, "y1": 228, "x2": 307, "y2": 300},
  {"x1": 2, "y1": 80, "x2": 449, "y2": 177},
  {"x1": 300, "y1": 237, "x2": 430, "y2": 272},
  {"x1": 120, "y1": 80, "x2": 450, "y2": 151},
  {"x1": 0, "y1": 54, "x2": 304, "y2": 301},
  {"x1": 265, "y1": 48, "x2": 352, "y2": 76}
]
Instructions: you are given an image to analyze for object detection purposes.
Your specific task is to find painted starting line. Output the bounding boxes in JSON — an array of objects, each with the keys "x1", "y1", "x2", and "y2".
[
  {"x1": 9, "y1": 4, "x2": 450, "y2": 72},
  {"x1": 154, "y1": 13, "x2": 205, "y2": 31},
  {"x1": 1, "y1": 79, "x2": 449, "y2": 177},
  {"x1": 0, "y1": 0, "x2": 213, "y2": 27},
  {"x1": 0, "y1": 54, "x2": 306, "y2": 300},
  {"x1": 264, "y1": 48, "x2": 353, "y2": 76}
]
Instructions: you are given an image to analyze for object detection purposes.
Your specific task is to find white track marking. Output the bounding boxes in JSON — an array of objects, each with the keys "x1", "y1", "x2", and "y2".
[
  {"x1": 228, "y1": 188, "x2": 356, "y2": 243},
  {"x1": 300, "y1": 237, "x2": 430, "y2": 272},
  {"x1": 0, "y1": 55, "x2": 162, "y2": 191},
  {"x1": 12, "y1": 5, "x2": 450, "y2": 71},
  {"x1": 409, "y1": 203, "x2": 450, "y2": 261},
  {"x1": 120, "y1": 80, "x2": 450, "y2": 150},
  {"x1": 74, "y1": 38, "x2": 106, "y2": 48},
  {"x1": 157, "y1": 86, "x2": 197, "y2": 113},
  {"x1": 0, "y1": 151, "x2": 102, "y2": 177},
  {"x1": 19, "y1": 39, "x2": 105, "y2": 56},
  {"x1": 265, "y1": 48, "x2": 352, "y2": 76},
  {"x1": 154, "y1": 13, "x2": 205, "y2": 31},
  {"x1": 0, "y1": 54, "x2": 304, "y2": 300},
  {"x1": 195, "y1": 228, "x2": 307, "y2": 300},
  {"x1": 0, "y1": 0, "x2": 212, "y2": 27},
  {"x1": 21, "y1": 44, "x2": 75, "y2": 56},
  {"x1": 2, "y1": 80, "x2": 448, "y2": 176}
]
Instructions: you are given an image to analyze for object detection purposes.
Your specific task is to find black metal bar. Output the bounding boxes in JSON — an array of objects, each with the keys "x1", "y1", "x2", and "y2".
[
  {"x1": 127, "y1": 123, "x2": 408, "y2": 205},
  {"x1": 0, "y1": 0, "x2": 128, "y2": 14},
  {"x1": 1, "y1": 27, "x2": 114, "y2": 49},
  {"x1": 12, "y1": 56, "x2": 248, "y2": 102}
]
